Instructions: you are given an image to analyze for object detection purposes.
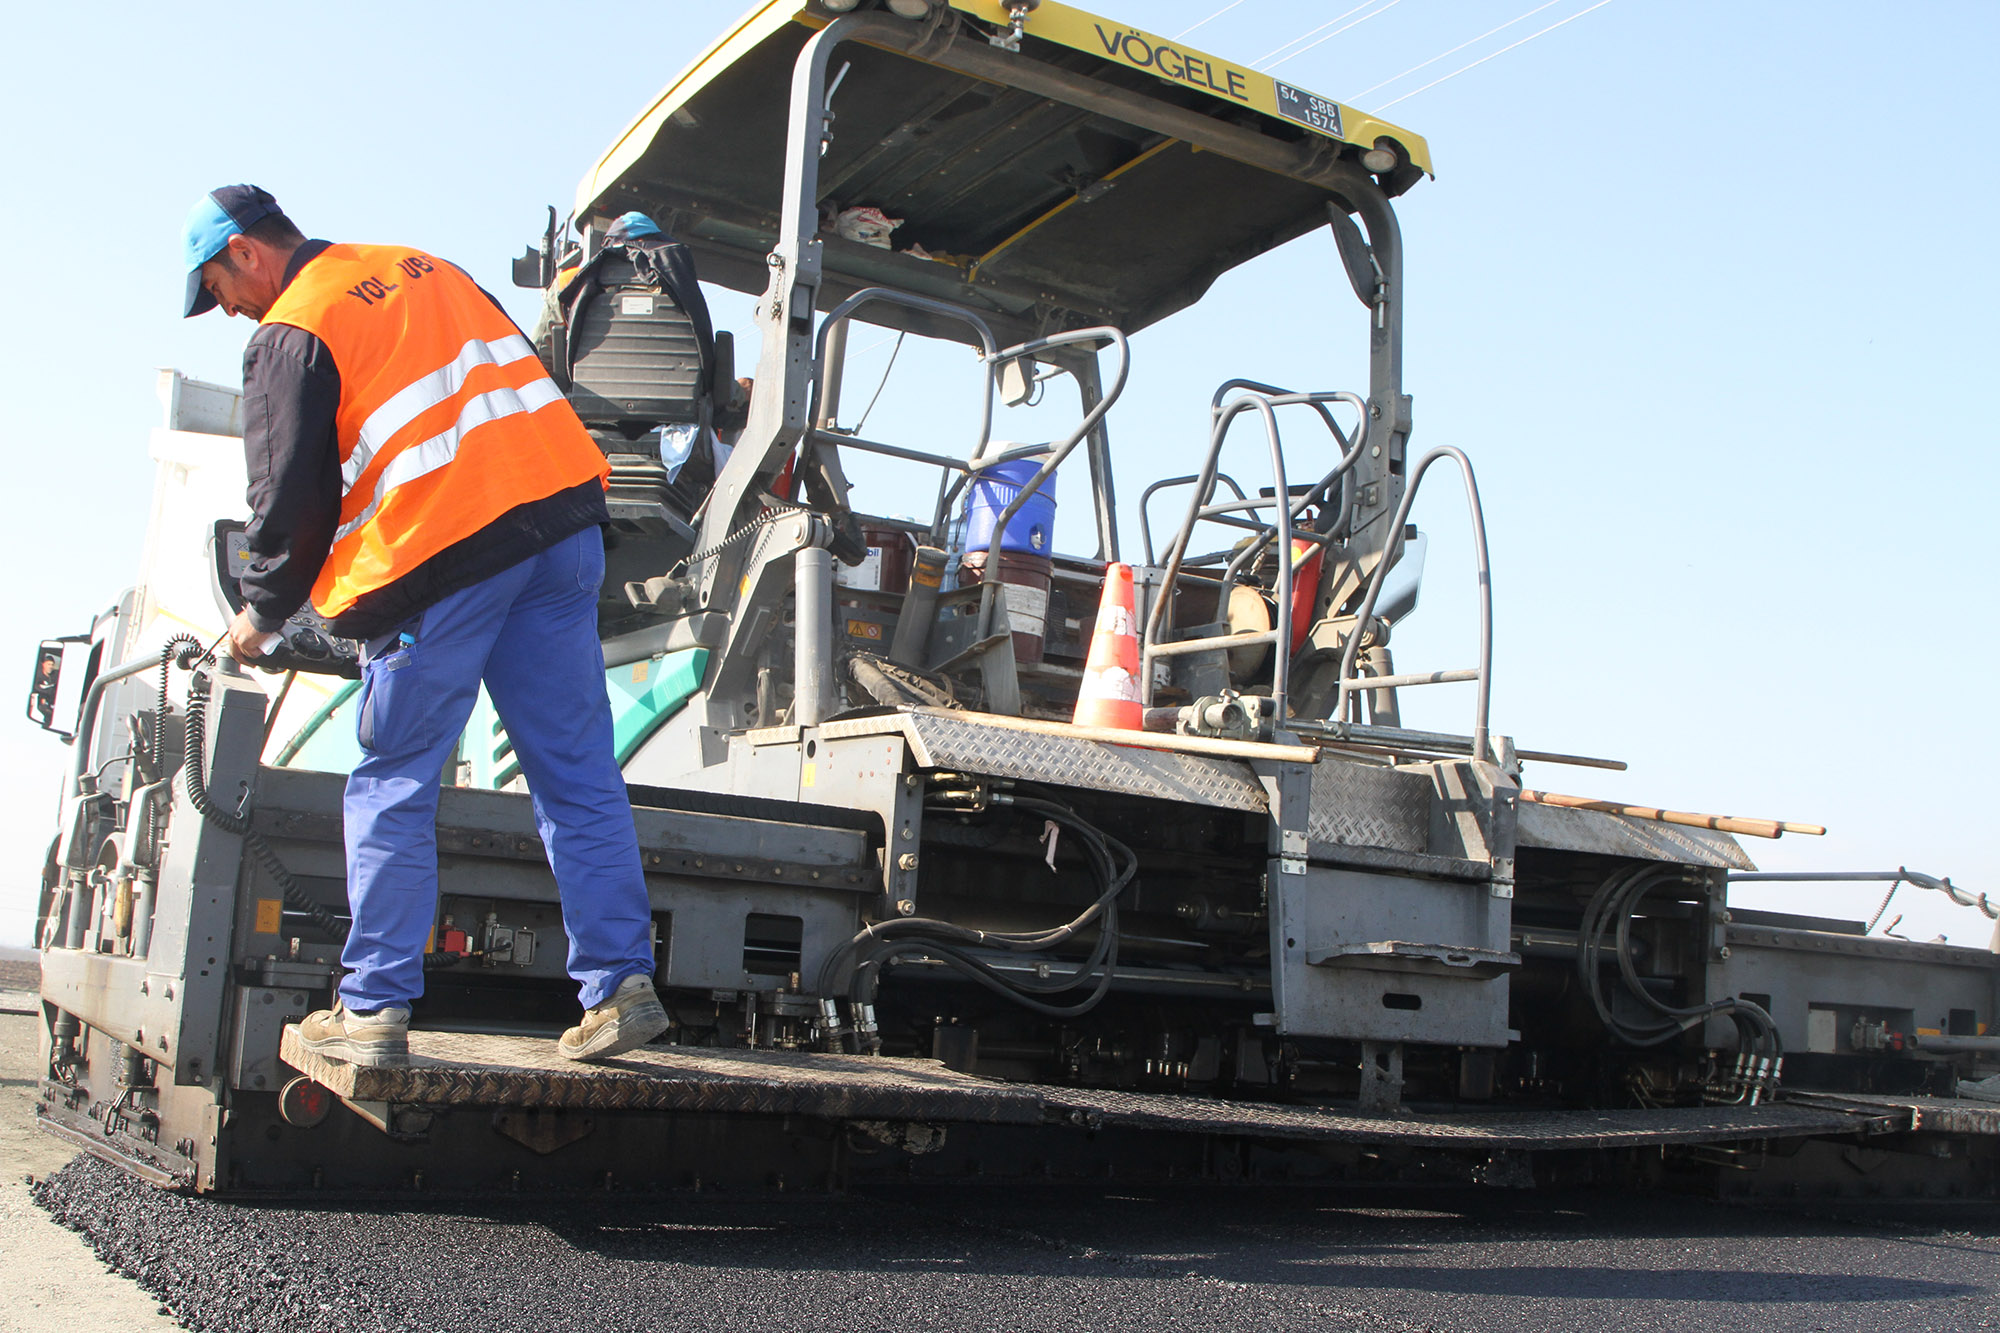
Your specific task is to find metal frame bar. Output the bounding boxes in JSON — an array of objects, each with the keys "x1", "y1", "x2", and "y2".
[
  {"x1": 1332, "y1": 446, "x2": 1495, "y2": 762},
  {"x1": 1141, "y1": 472, "x2": 1245, "y2": 567},
  {"x1": 1142, "y1": 388, "x2": 1368, "y2": 717},
  {"x1": 1142, "y1": 392, "x2": 1291, "y2": 710}
]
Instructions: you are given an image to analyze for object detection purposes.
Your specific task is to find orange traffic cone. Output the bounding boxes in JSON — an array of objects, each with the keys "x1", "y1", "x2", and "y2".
[{"x1": 1073, "y1": 562, "x2": 1143, "y2": 730}]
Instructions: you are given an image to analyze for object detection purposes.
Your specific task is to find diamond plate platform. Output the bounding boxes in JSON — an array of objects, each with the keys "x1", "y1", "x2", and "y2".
[
  {"x1": 1306, "y1": 759, "x2": 1433, "y2": 856},
  {"x1": 279, "y1": 1029, "x2": 1044, "y2": 1124},
  {"x1": 1516, "y1": 800, "x2": 1755, "y2": 870},
  {"x1": 1044, "y1": 1088, "x2": 1885, "y2": 1149},
  {"x1": 284, "y1": 1030, "x2": 1892, "y2": 1151},
  {"x1": 822, "y1": 709, "x2": 1271, "y2": 812},
  {"x1": 1788, "y1": 1091, "x2": 2000, "y2": 1137}
]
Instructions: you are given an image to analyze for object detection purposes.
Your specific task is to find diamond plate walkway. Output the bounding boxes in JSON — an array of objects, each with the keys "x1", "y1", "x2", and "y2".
[{"x1": 281, "y1": 1028, "x2": 1900, "y2": 1150}]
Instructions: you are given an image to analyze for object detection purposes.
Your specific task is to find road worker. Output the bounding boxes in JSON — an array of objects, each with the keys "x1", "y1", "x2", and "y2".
[{"x1": 181, "y1": 184, "x2": 668, "y2": 1067}]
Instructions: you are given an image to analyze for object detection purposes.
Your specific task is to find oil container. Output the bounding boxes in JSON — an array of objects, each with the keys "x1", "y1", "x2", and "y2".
[{"x1": 959, "y1": 549, "x2": 1053, "y2": 665}]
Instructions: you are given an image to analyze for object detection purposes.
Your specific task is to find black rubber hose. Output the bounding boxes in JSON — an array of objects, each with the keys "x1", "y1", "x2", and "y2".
[
  {"x1": 855, "y1": 929, "x2": 1121, "y2": 1021},
  {"x1": 826, "y1": 793, "x2": 1137, "y2": 1020},
  {"x1": 855, "y1": 898, "x2": 1117, "y2": 1001},
  {"x1": 818, "y1": 802, "x2": 1129, "y2": 993},
  {"x1": 1578, "y1": 863, "x2": 1781, "y2": 1056},
  {"x1": 1612, "y1": 873, "x2": 1779, "y2": 1054}
]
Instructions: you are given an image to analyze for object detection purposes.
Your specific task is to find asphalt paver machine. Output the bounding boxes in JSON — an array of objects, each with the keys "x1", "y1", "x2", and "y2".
[{"x1": 30, "y1": 0, "x2": 2000, "y2": 1195}]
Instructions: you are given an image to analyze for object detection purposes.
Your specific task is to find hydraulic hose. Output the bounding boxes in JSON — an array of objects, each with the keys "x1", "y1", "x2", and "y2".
[
  {"x1": 821, "y1": 794, "x2": 1138, "y2": 1029},
  {"x1": 1577, "y1": 863, "x2": 1781, "y2": 1058}
]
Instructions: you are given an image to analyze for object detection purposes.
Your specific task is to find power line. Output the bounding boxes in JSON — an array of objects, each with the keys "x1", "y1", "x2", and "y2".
[
  {"x1": 1265, "y1": 0, "x2": 1411, "y2": 72},
  {"x1": 1252, "y1": 3, "x2": 1382, "y2": 69},
  {"x1": 1373, "y1": 0, "x2": 1617, "y2": 111},
  {"x1": 1175, "y1": 0, "x2": 1247, "y2": 40},
  {"x1": 1347, "y1": 0, "x2": 1563, "y2": 102}
]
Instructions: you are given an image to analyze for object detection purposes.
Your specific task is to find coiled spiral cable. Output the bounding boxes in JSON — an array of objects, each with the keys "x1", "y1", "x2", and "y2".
[{"x1": 168, "y1": 644, "x2": 466, "y2": 968}]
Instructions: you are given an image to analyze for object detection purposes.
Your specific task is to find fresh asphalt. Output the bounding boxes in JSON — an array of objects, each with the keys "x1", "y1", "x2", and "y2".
[{"x1": 31, "y1": 1153, "x2": 2000, "y2": 1332}]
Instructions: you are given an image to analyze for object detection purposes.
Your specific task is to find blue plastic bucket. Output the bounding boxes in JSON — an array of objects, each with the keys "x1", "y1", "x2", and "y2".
[{"x1": 964, "y1": 457, "x2": 1056, "y2": 555}]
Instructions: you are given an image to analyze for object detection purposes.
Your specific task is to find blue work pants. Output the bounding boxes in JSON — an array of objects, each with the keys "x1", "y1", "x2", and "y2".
[{"x1": 339, "y1": 526, "x2": 656, "y2": 1012}]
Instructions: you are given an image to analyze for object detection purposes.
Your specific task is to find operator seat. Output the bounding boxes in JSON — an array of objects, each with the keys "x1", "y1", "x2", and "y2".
[
  {"x1": 531, "y1": 212, "x2": 748, "y2": 633},
  {"x1": 535, "y1": 213, "x2": 747, "y2": 542}
]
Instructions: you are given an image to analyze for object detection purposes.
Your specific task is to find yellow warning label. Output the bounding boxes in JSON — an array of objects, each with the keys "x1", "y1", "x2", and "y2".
[
  {"x1": 802, "y1": 762, "x2": 817, "y2": 787},
  {"x1": 632, "y1": 660, "x2": 650, "y2": 683},
  {"x1": 254, "y1": 898, "x2": 283, "y2": 935},
  {"x1": 846, "y1": 619, "x2": 883, "y2": 640}
]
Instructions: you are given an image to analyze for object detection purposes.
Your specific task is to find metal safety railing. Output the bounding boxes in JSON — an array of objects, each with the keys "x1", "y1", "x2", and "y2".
[
  {"x1": 1325, "y1": 445, "x2": 1496, "y2": 762},
  {"x1": 1141, "y1": 382, "x2": 1368, "y2": 719},
  {"x1": 804, "y1": 289, "x2": 1128, "y2": 559},
  {"x1": 802, "y1": 290, "x2": 1131, "y2": 699},
  {"x1": 1726, "y1": 868, "x2": 1996, "y2": 938},
  {"x1": 1139, "y1": 472, "x2": 1246, "y2": 568}
]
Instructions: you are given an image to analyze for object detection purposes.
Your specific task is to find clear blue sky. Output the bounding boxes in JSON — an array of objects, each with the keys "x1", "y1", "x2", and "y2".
[{"x1": 2, "y1": 1, "x2": 1994, "y2": 947}]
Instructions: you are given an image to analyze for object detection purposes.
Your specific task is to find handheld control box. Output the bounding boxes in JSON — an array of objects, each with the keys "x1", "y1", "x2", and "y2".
[{"x1": 210, "y1": 521, "x2": 361, "y2": 678}]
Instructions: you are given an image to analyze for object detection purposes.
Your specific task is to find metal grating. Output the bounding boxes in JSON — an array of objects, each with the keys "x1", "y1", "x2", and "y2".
[{"x1": 1305, "y1": 760, "x2": 1433, "y2": 855}]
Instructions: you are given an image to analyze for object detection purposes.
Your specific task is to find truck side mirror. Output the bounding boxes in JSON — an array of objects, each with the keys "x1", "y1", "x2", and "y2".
[
  {"x1": 512, "y1": 206, "x2": 562, "y2": 289},
  {"x1": 1375, "y1": 529, "x2": 1427, "y2": 625},
  {"x1": 26, "y1": 636, "x2": 92, "y2": 741},
  {"x1": 510, "y1": 247, "x2": 544, "y2": 289}
]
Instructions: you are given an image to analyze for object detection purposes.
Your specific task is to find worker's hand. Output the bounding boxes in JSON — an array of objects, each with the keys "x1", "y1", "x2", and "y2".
[{"x1": 224, "y1": 607, "x2": 274, "y2": 664}]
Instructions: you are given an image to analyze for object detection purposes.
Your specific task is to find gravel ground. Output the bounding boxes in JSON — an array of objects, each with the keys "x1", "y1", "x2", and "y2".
[
  {"x1": 0, "y1": 1010, "x2": 183, "y2": 1333},
  {"x1": 10, "y1": 947, "x2": 2000, "y2": 1333},
  {"x1": 29, "y1": 1153, "x2": 2000, "y2": 1333}
]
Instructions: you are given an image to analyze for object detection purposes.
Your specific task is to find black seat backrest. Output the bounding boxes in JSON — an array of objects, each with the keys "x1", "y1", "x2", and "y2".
[{"x1": 565, "y1": 251, "x2": 707, "y2": 429}]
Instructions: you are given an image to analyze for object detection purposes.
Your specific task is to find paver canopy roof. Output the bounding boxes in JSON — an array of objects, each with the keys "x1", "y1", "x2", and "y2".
[{"x1": 574, "y1": 1, "x2": 1431, "y2": 344}]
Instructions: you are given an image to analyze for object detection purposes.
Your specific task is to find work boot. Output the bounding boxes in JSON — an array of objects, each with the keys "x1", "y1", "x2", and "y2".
[
  {"x1": 296, "y1": 1000, "x2": 410, "y2": 1068},
  {"x1": 559, "y1": 974, "x2": 669, "y2": 1062}
]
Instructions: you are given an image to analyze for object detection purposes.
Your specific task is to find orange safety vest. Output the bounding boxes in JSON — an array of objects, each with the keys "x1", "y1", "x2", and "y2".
[{"x1": 261, "y1": 243, "x2": 608, "y2": 620}]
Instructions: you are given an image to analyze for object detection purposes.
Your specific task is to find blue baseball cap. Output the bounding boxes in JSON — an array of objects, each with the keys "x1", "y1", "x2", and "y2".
[
  {"x1": 181, "y1": 184, "x2": 282, "y2": 317},
  {"x1": 606, "y1": 211, "x2": 666, "y2": 245}
]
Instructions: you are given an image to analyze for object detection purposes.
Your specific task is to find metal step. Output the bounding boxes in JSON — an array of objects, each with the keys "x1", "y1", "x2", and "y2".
[{"x1": 281, "y1": 1028, "x2": 1902, "y2": 1151}]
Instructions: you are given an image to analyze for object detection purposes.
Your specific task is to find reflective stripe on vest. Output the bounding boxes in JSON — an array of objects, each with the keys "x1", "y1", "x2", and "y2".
[
  {"x1": 335, "y1": 352, "x2": 565, "y2": 542},
  {"x1": 341, "y1": 332, "x2": 539, "y2": 490},
  {"x1": 259, "y1": 244, "x2": 607, "y2": 620}
]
